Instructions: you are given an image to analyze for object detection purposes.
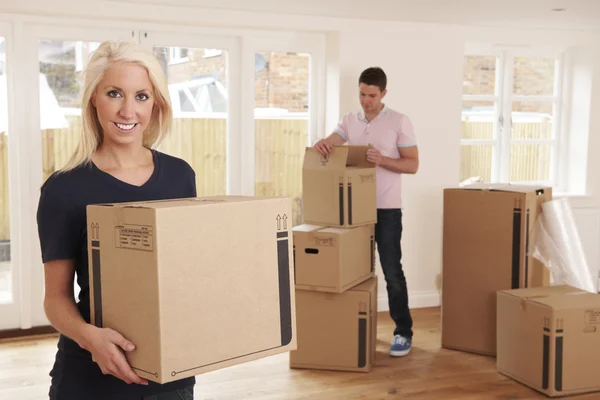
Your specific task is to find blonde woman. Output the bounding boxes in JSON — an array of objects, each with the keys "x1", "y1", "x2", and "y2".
[{"x1": 36, "y1": 41, "x2": 196, "y2": 399}]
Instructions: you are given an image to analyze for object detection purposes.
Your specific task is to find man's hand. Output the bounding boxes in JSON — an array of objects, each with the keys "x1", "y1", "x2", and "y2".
[
  {"x1": 314, "y1": 138, "x2": 333, "y2": 156},
  {"x1": 367, "y1": 148, "x2": 385, "y2": 165}
]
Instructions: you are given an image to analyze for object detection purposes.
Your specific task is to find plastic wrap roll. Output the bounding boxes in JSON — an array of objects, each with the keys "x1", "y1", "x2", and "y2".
[{"x1": 530, "y1": 198, "x2": 595, "y2": 292}]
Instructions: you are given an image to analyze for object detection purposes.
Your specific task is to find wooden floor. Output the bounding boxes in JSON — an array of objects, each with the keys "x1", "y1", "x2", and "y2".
[{"x1": 1, "y1": 307, "x2": 597, "y2": 400}]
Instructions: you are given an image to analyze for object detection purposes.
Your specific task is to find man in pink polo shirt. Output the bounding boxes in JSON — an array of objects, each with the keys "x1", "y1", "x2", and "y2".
[{"x1": 314, "y1": 67, "x2": 419, "y2": 357}]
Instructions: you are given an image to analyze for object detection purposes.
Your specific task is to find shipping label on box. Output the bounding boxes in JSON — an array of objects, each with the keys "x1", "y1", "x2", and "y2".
[{"x1": 87, "y1": 196, "x2": 296, "y2": 384}]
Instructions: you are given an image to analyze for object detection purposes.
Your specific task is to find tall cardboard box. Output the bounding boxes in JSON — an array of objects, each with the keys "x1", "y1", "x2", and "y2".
[
  {"x1": 497, "y1": 286, "x2": 600, "y2": 397},
  {"x1": 87, "y1": 196, "x2": 296, "y2": 384},
  {"x1": 293, "y1": 224, "x2": 375, "y2": 293},
  {"x1": 289, "y1": 277, "x2": 378, "y2": 373},
  {"x1": 441, "y1": 184, "x2": 552, "y2": 356},
  {"x1": 302, "y1": 146, "x2": 376, "y2": 228}
]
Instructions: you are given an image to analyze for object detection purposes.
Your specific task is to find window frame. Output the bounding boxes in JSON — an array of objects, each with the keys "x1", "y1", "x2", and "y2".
[
  {"x1": 461, "y1": 44, "x2": 567, "y2": 189},
  {"x1": 0, "y1": 15, "x2": 327, "y2": 330}
]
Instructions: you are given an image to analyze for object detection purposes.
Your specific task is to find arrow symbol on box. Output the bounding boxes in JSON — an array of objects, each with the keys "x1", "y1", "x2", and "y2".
[
  {"x1": 276, "y1": 214, "x2": 281, "y2": 230},
  {"x1": 282, "y1": 214, "x2": 288, "y2": 229}
]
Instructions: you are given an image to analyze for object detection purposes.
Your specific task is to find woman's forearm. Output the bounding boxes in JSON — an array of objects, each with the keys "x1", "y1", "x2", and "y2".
[{"x1": 44, "y1": 294, "x2": 96, "y2": 351}]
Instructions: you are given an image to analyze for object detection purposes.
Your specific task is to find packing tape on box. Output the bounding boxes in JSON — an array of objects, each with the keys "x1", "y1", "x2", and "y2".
[{"x1": 529, "y1": 197, "x2": 596, "y2": 292}]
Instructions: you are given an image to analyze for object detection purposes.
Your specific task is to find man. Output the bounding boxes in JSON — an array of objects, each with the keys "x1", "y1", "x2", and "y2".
[{"x1": 314, "y1": 67, "x2": 419, "y2": 357}]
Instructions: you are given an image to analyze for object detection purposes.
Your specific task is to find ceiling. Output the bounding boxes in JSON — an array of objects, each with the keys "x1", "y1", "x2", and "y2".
[{"x1": 120, "y1": 0, "x2": 600, "y2": 31}]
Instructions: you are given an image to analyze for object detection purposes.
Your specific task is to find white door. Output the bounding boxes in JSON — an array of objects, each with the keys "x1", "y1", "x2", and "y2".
[
  {"x1": 0, "y1": 22, "x2": 20, "y2": 330},
  {"x1": 243, "y1": 34, "x2": 325, "y2": 227},
  {"x1": 139, "y1": 29, "x2": 240, "y2": 196},
  {"x1": 12, "y1": 24, "x2": 135, "y2": 330}
]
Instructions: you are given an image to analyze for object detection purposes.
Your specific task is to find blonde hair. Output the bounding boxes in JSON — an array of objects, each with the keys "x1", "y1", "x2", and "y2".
[{"x1": 59, "y1": 40, "x2": 172, "y2": 172}]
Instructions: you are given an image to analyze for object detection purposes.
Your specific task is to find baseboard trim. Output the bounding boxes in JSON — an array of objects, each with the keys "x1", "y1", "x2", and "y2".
[
  {"x1": 0, "y1": 325, "x2": 57, "y2": 343},
  {"x1": 377, "y1": 291, "x2": 440, "y2": 312}
]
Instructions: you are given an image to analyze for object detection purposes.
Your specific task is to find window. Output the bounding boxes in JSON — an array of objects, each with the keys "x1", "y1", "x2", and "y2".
[
  {"x1": 0, "y1": 36, "x2": 11, "y2": 305},
  {"x1": 461, "y1": 49, "x2": 563, "y2": 186},
  {"x1": 254, "y1": 51, "x2": 310, "y2": 226},
  {"x1": 169, "y1": 47, "x2": 189, "y2": 64},
  {"x1": 153, "y1": 45, "x2": 228, "y2": 196}
]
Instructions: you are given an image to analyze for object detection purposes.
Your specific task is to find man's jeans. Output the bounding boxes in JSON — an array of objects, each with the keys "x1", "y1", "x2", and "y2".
[{"x1": 375, "y1": 208, "x2": 413, "y2": 339}]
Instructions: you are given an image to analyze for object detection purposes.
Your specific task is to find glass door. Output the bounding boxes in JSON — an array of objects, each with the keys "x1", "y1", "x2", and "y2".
[
  {"x1": 0, "y1": 23, "x2": 19, "y2": 330},
  {"x1": 22, "y1": 24, "x2": 135, "y2": 329},
  {"x1": 140, "y1": 30, "x2": 239, "y2": 195},
  {"x1": 245, "y1": 34, "x2": 325, "y2": 226}
]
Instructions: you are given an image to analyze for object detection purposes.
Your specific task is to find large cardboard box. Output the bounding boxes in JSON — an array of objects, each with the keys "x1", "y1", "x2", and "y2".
[
  {"x1": 293, "y1": 224, "x2": 375, "y2": 293},
  {"x1": 497, "y1": 286, "x2": 600, "y2": 397},
  {"x1": 441, "y1": 184, "x2": 552, "y2": 356},
  {"x1": 302, "y1": 146, "x2": 376, "y2": 228},
  {"x1": 289, "y1": 277, "x2": 378, "y2": 373},
  {"x1": 87, "y1": 196, "x2": 296, "y2": 384}
]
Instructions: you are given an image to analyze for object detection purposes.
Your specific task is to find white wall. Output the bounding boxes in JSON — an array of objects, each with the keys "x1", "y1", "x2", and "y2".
[
  {"x1": 333, "y1": 24, "x2": 600, "y2": 310},
  {"x1": 2, "y1": 0, "x2": 600, "y2": 314}
]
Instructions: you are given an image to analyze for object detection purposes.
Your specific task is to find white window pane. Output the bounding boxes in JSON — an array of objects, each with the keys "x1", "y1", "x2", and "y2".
[
  {"x1": 463, "y1": 55, "x2": 497, "y2": 95},
  {"x1": 513, "y1": 57, "x2": 556, "y2": 96},
  {"x1": 460, "y1": 144, "x2": 493, "y2": 182},
  {"x1": 0, "y1": 36, "x2": 12, "y2": 304},
  {"x1": 153, "y1": 46, "x2": 228, "y2": 196},
  {"x1": 39, "y1": 40, "x2": 100, "y2": 179},
  {"x1": 511, "y1": 101, "x2": 554, "y2": 139},
  {"x1": 462, "y1": 100, "x2": 496, "y2": 140},
  {"x1": 254, "y1": 52, "x2": 309, "y2": 227},
  {"x1": 509, "y1": 144, "x2": 552, "y2": 182}
]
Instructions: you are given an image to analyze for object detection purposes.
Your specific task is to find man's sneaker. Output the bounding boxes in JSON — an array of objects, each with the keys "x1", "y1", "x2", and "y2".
[{"x1": 389, "y1": 334, "x2": 412, "y2": 357}]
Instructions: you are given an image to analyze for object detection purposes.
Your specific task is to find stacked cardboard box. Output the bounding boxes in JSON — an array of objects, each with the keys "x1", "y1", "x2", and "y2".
[
  {"x1": 443, "y1": 183, "x2": 600, "y2": 397},
  {"x1": 289, "y1": 145, "x2": 379, "y2": 372},
  {"x1": 441, "y1": 183, "x2": 552, "y2": 356}
]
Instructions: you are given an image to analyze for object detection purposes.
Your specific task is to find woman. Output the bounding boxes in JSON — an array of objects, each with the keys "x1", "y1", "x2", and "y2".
[{"x1": 36, "y1": 41, "x2": 196, "y2": 399}]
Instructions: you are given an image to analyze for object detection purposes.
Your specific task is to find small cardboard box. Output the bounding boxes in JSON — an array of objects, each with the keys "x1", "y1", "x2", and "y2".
[
  {"x1": 87, "y1": 196, "x2": 296, "y2": 384},
  {"x1": 441, "y1": 183, "x2": 552, "y2": 356},
  {"x1": 293, "y1": 224, "x2": 375, "y2": 293},
  {"x1": 302, "y1": 146, "x2": 376, "y2": 228},
  {"x1": 289, "y1": 277, "x2": 378, "y2": 373},
  {"x1": 497, "y1": 286, "x2": 600, "y2": 397}
]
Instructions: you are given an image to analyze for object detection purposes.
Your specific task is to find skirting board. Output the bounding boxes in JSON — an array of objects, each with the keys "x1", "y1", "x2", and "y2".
[{"x1": 377, "y1": 291, "x2": 440, "y2": 312}]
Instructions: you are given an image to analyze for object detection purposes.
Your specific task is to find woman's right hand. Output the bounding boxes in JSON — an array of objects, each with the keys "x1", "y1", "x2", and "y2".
[{"x1": 82, "y1": 325, "x2": 148, "y2": 385}]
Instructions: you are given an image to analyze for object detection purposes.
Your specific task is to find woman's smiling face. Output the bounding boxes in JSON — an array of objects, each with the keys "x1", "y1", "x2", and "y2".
[{"x1": 92, "y1": 61, "x2": 155, "y2": 147}]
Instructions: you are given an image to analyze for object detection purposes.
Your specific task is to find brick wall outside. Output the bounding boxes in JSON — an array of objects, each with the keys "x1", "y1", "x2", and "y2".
[
  {"x1": 162, "y1": 48, "x2": 310, "y2": 113},
  {"x1": 463, "y1": 55, "x2": 556, "y2": 114}
]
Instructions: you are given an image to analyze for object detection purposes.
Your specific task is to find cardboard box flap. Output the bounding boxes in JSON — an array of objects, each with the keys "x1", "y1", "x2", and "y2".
[
  {"x1": 293, "y1": 224, "x2": 323, "y2": 233},
  {"x1": 94, "y1": 196, "x2": 280, "y2": 210},
  {"x1": 303, "y1": 146, "x2": 348, "y2": 170},
  {"x1": 302, "y1": 146, "x2": 374, "y2": 170},
  {"x1": 345, "y1": 146, "x2": 374, "y2": 168},
  {"x1": 448, "y1": 183, "x2": 549, "y2": 194},
  {"x1": 499, "y1": 285, "x2": 585, "y2": 300},
  {"x1": 529, "y1": 292, "x2": 600, "y2": 310}
]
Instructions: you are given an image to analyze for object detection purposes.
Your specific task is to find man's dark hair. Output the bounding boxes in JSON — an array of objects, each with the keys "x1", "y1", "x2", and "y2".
[{"x1": 359, "y1": 67, "x2": 387, "y2": 92}]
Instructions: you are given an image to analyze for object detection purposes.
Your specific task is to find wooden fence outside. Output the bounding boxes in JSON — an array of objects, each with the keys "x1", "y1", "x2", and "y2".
[
  {"x1": 0, "y1": 118, "x2": 549, "y2": 241},
  {"x1": 460, "y1": 120, "x2": 552, "y2": 182}
]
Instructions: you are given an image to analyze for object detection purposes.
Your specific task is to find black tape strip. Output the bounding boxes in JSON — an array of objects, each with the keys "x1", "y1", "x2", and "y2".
[
  {"x1": 339, "y1": 182, "x2": 344, "y2": 226},
  {"x1": 512, "y1": 208, "x2": 522, "y2": 289},
  {"x1": 358, "y1": 318, "x2": 367, "y2": 368},
  {"x1": 555, "y1": 336, "x2": 563, "y2": 391},
  {"x1": 277, "y1": 236, "x2": 293, "y2": 346},
  {"x1": 348, "y1": 182, "x2": 353, "y2": 226},
  {"x1": 92, "y1": 248, "x2": 102, "y2": 327},
  {"x1": 542, "y1": 333, "x2": 549, "y2": 389}
]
